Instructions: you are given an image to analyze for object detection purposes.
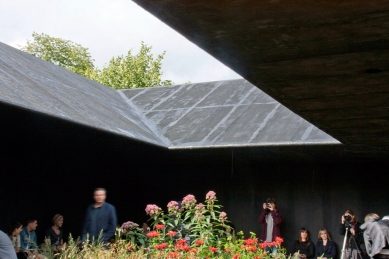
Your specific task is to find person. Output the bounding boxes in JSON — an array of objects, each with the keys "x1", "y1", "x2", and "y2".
[
  {"x1": 45, "y1": 214, "x2": 65, "y2": 252},
  {"x1": 340, "y1": 209, "x2": 368, "y2": 259},
  {"x1": 316, "y1": 229, "x2": 336, "y2": 259},
  {"x1": 142, "y1": 222, "x2": 150, "y2": 234},
  {"x1": 7, "y1": 222, "x2": 24, "y2": 259},
  {"x1": 292, "y1": 228, "x2": 315, "y2": 259},
  {"x1": 258, "y1": 197, "x2": 282, "y2": 242},
  {"x1": 360, "y1": 213, "x2": 389, "y2": 259},
  {"x1": 19, "y1": 218, "x2": 46, "y2": 259},
  {"x1": 81, "y1": 188, "x2": 117, "y2": 244},
  {"x1": 0, "y1": 230, "x2": 17, "y2": 259}
]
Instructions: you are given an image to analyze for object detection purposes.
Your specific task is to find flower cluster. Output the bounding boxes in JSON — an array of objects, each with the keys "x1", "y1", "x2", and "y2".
[
  {"x1": 145, "y1": 204, "x2": 161, "y2": 216},
  {"x1": 182, "y1": 194, "x2": 197, "y2": 207},
  {"x1": 206, "y1": 191, "x2": 217, "y2": 200},
  {"x1": 155, "y1": 224, "x2": 164, "y2": 230},
  {"x1": 175, "y1": 239, "x2": 190, "y2": 251},
  {"x1": 195, "y1": 203, "x2": 205, "y2": 211},
  {"x1": 219, "y1": 211, "x2": 227, "y2": 222},
  {"x1": 167, "y1": 200, "x2": 179, "y2": 213},
  {"x1": 154, "y1": 242, "x2": 167, "y2": 250},
  {"x1": 121, "y1": 221, "x2": 139, "y2": 229},
  {"x1": 146, "y1": 231, "x2": 159, "y2": 238}
]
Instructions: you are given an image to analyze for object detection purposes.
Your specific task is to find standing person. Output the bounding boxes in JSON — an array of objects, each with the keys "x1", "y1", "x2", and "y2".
[
  {"x1": 19, "y1": 218, "x2": 46, "y2": 259},
  {"x1": 258, "y1": 198, "x2": 282, "y2": 242},
  {"x1": 360, "y1": 213, "x2": 389, "y2": 259},
  {"x1": 292, "y1": 228, "x2": 315, "y2": 259},
  {"x1": 339, "y1": 209, "x2": 367, "y2": 259},
  {"x1": 0, "y1": 230, "x2": 17, "y2": 259},
  {"x1": 81, "y1": 188, "x2": 117, "y2": 244},
  {"x1": 7, "y1": 222, "x2": 24, "y2": 259},
  {"x1": 45, "y1": 214, "x2": 65, "y2": 252},
  {"x1": 316, "y1": 229, "x2": 336, "y2": 259}
]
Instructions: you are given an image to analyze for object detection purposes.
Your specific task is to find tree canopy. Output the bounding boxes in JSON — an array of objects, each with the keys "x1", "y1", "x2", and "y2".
[
  {"x1": 21, "y1": 32, "x2": 94, "y2": 76},
  {"x1": 21, "y1": 32, "x2": 175, "y2": 89}
]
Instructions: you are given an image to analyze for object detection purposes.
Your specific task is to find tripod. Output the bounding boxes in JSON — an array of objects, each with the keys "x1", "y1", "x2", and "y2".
[{"x1": 341, "y1": 225, "x2": 363, "y2": 259}]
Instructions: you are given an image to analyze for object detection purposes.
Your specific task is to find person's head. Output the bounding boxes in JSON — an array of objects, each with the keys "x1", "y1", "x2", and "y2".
[
  {"x1": 52, "y1": 214, "x2": 64, "y2": 228},
  {"x1": 318, "y1": 229, "x2": 331, "y2": 241},
  {"x1": 298, "y1": 228, "x2": 310, "y2": 242},
  {"x1": 8, "y1": 222, "x2": 22, "y2": 236},
  {"x1": 266, "y1": 198, "x2": 277, "y2": 209},
  {"x1": 344, "y1": 209, "x2": 356, "y2": 223},
  {"x1": 94, "y1": 188, "x2": 107, "y2": 204},
  {"x1": 364, "y1": 213, "x2": 380, "y2": 222},
  {"x1": 25, "y1": 218, "x2": 38, "y2": 232}
]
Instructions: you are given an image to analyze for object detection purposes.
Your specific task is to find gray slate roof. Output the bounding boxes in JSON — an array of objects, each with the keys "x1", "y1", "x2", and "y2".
[
  {"x1": 0, "y1": 42, "x2": 339, "y2": 149},
  {"x1": 121, "y1": 80, "x2": 339, "y2": 148}
]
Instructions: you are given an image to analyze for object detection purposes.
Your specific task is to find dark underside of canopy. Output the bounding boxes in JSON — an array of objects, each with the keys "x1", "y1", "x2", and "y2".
[{"x1": 132, "y1": 0, "x2": 389, "y2": 157}]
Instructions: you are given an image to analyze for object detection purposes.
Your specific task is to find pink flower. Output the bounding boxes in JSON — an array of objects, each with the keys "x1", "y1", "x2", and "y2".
[
  {"x1": 182, "y1": 194, "x2": 197, "y2": 207},
  {"x1": 219, "y1": 211, "x2": 227, "y2": 221},
  {"x1": 121, "y1": 221, "x2": 139, "y2": 229},
  {"x1": 195, "y1": 203, "x2": 205, "y2": 211},
  {"x1": 206, "y1": 191, "x2": 217, "y2": 200},
  {"x1": 145, "y1": 204, "x2": 161, "y2": 216},
  {"x1": 167, "y1": 201, "x2": 179, "y2": 213}
]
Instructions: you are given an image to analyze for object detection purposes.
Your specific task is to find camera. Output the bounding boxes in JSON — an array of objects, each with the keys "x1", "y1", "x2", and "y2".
[
  {"x1": 344, "y1": 215, "x2": 352, "y2": 222},
  {"x1": 266, "y1": 203, "x2": 271, "y2": 208}
]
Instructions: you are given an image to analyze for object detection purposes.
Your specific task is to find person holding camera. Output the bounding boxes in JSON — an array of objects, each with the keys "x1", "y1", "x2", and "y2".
[
  {"x1": 292, "y1": 228, "x2": 315, "y2": 259},
  {"x1": 340, "y1": 210, "x2": 367, "y2": 259},
  {"x1": 258, "y1": 198, "x2": 282, "y2": 243}
]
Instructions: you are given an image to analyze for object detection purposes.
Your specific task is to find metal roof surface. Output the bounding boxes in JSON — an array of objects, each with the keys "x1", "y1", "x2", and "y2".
[{"x1": 0, "y1": 42, "x2": 339, "y2": 149}]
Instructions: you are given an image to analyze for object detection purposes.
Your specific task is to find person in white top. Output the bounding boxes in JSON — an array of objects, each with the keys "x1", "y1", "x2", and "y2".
[{"x1": 7, "y1": 222, "x2": 23, "y2": 259}]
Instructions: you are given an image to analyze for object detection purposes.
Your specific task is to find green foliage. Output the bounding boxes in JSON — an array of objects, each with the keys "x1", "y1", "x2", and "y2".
[
  {"x1": 21, "y1": 33, "x2": 175, "y2": 89},
  {"x1": 86, "y1": 42, "x2": 174, "y2": 89},
  {"x1": 20, "y1": 32, "x2": 94, "y2": 76}
]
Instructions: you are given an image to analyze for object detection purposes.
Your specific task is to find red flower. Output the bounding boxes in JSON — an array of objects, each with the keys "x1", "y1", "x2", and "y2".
[
  {"x1": 147, "y1": 231, "x2": 159, "y2": 238},
  {"x1": 168, "y1": 251, "x2": 179, "y2": 258},
  {"x1": 209, "y1": 246, "x2": 218, "y2": 253},
  {"x1": 233, "y1": 254, "x2": 241, "y2": 259},
  {"x1": 244, "y1": 238, "x2": 258, "y2": 245},
  {"x1": 189, "y1": 248, "x2": 198, "y2": 254},
  {"x1": 154, "y1": 243, "x2": 168, "y2": 250},
  {"x1": 195, "y1": 239, "x2": 204, "y2": 246},
  {"x1": 167, "y1": 230, "x2": 177, "y2": 237},
  {"x1": 176, "y1": 239, "x2": 187, "y2": 245},
  {"x1": 275, "y1": 237, "x2": 284, "y2": 243},
  {"x1": 155, "y1": 224, "x2": 164, "y2": 229}
]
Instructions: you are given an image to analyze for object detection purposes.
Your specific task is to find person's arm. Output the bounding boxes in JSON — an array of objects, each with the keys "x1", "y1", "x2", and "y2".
[
  {"x1": 307, "y1": 241, "x2": 315, "y2": 258},
  {"x1": 292, "y1": 241, "x2": 297, "y2": 254},
  {"x1": 272, "y1": 210, "x2": 282, "y2": 225},
  {"x1": 328, "y1": 241, "x2": 337, "y2": 259},
  {"x1": 258, "y1": 208, "x2": 268, "y2": 224},
  {"x1": 103, "y1": 205, "x2": 118, "y2": 241},
  {"x1": 339, "y1": 223, "x2": 346, "y2": 235},
  {"x1": 81, "y1": 206, "x2": 91, "y2": 241},
  {"x1": 315, "y1": 241, "x2": 322, "y2": 258}
]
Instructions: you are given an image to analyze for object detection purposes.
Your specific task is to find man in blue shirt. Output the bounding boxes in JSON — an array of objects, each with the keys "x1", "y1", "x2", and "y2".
[
  {"x1": 81, "y1": 188, "x2": 117, "y2": 244},
  {"x1": 19, "y1": 218, "x2": 46, "y2": 259}
]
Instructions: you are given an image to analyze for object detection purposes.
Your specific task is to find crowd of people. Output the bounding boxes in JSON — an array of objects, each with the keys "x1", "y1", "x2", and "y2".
[
  {"x1": 259, "y1": 198, "x2": 389, "y2": 259},
  {"x1": 1, "y1": 193, "x2": 388, "y2": 259}
]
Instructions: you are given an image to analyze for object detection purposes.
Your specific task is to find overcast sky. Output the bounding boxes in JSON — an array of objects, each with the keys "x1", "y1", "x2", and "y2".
[{"x1": 0, "y1": 0, "x2": 241, "y2": 84}]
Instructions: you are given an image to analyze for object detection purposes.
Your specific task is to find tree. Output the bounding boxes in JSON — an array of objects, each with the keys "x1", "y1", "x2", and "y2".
[
  {"x1": 20, "y1": 32, "x2": 94, "y2": 76},
  {"x1": 87, "y1": 42, "x2": 174, "y2": 89},
  {"x1": 21, "y1": 33, "x2": 175, "y2": 88}
]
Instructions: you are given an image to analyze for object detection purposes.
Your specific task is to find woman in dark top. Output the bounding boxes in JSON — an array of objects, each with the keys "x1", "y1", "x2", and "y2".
[
  {"x1": 45, "y1": 214, "x2": 64, "y2": 252},
  {"x1": 293, "y1": 228, "x2": 315, "y2": 259},
  {"x1": 316, "y1": 229, "x2": 336, "y2": 259}
]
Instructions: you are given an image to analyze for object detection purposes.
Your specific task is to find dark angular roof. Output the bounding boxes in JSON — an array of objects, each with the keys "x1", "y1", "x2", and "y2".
[
  {"x1": 0, "y1": 42, "x2": 339, "y2": 149},
  {"x1": 122, "y1": 80, "x2": 338, "y2": 148}
]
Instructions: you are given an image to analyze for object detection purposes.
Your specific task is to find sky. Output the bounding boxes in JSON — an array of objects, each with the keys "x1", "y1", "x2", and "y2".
[{"x1": 0, "y1": 0, "x2": 241, "y2": 84}]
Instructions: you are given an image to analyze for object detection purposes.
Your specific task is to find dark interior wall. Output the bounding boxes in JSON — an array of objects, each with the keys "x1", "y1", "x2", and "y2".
[{"x1": 1, "y1": 103, "x2": 388, "y2": 256}]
